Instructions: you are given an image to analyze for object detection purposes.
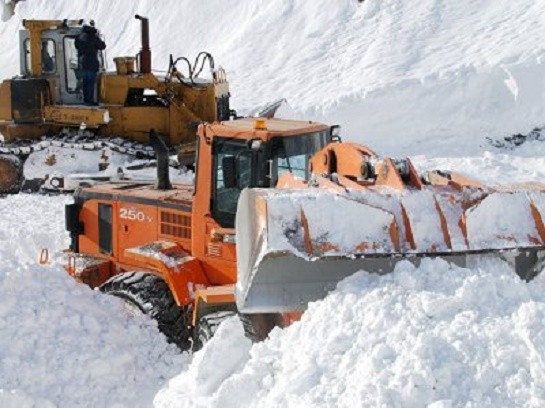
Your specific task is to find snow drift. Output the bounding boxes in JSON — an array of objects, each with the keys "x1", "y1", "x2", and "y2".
[
  {"x1": 156, "y1": 258, "x2": 545, "y2": 407},
  {"x1": 0, "y1": 195, "x2": 185, "y2": 407}
]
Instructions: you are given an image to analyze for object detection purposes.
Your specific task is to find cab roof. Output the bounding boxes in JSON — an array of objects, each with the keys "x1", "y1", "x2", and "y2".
[{"x1": 205, "y1": 117, "x2": 330, "y2": 140}]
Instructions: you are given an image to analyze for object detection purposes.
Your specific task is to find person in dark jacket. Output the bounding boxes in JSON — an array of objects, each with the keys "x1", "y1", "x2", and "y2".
[{"x1": 75, "y1": 22, "x2": 106, "y2": 105}]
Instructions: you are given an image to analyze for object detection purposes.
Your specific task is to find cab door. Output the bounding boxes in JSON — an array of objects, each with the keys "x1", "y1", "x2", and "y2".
[
  {"x1": 78, "y1": 199, "x2": 118, "y2": 260},
  {"x1": 61, "y1": 35, "x2": 84, "y2": 104},
  {"x1": 98, "y1": 202, "x2": 113, "y2": 255},
  {"x1": 202, "y1": 137, "x2": 253, "y2": 284}
]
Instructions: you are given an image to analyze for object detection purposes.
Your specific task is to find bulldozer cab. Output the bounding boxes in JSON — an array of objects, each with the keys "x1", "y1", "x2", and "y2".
[
  {"x1": 204, "y1": 118, "x2": 332, "y2": 228},
  {"x1": 19, "y1": 19, "x2": 105, "y2": 105}
]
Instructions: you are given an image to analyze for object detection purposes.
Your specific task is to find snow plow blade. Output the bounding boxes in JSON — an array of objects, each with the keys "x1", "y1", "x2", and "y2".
[{"x1": 235, "y1": 187, "x2": 545, "y2": 313}]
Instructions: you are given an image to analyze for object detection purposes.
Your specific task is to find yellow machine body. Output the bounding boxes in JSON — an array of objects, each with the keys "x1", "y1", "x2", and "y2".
[{"x1": 0, "y1": 18, "x2": 231, "y2": 149}]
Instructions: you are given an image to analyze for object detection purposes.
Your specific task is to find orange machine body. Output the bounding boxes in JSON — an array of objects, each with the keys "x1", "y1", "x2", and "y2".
[
  {"x1": 65, "y1": 118, "x2": 330, "y2": 322},
  {"x1": 57, "y1": 116, "x2": 545, "y2": 342}
]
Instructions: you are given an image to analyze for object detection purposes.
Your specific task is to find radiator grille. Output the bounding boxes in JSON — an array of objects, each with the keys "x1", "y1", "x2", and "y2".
[{"x1": 160, "y1": 211, "x2": 191, "y2": 239}]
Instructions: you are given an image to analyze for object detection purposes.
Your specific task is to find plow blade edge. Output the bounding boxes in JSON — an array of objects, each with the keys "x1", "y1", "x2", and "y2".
[{"x1": 235, "y1": 188, "x2": 545, "y2": 313}]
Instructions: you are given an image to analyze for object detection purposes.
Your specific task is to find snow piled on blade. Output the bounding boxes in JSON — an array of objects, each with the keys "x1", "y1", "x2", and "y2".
[
  {"x1": 156, "y1": 258, "x2": 545, "y2": 407},
  {"x1": 264, "y1": 190, "x2": 396, "y2": 256},
  {"x1": 466, "y1": 192, "x2": 541, "y2": 249},
  {"x1": 0, "y1": 195, "x2": 186, "y2": 407}
]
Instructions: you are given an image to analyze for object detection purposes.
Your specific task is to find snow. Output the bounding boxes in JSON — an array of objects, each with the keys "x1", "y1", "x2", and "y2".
[
  {"x1": 157, "y1": 258, "x2": 545, "y2": 407},
  {"x1": 0, "y1": 195, "x2": 186, "y2": 407},
  {"x1": 127, "y1": 241, "x2": 189, "y2": 270},
  {"x1": 248, "y1": 186, "x2": 544, "y2": 260},
  {"x1": 401, "y1": 190, "x2": 446, "y2": 252},
  {"x1": 466, "y1": 192, "x2": 541, "y2": 249},
  {"x1": 154, "y1": 318, "x2": 252, "y2": 408},
  {"x1": 24, "y1": 146, "x2": 193, "y2": 189},
  {"x1": 1, "y1": 0, "x2": 545, "y2": 157},
  {"x1": 1, "y1": 0, "x2": 545, "y2": 407}
]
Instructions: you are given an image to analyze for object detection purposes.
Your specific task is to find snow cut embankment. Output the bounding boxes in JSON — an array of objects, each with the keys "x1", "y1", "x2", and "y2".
[
  {"x1": 2, "y1": 1, "x2": 545, "y2": 156},
  {"x1": 313, "y1": 60, "x2": 545, "y2": 157}
]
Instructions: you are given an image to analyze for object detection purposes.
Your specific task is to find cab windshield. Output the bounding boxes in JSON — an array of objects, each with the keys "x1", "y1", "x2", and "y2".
[
  {"x1": 211, "y1": 130, "x2": 330, "y2": 228},
  {"x1": 269, "y1": 130, "x2": 330, "y2": 186}
]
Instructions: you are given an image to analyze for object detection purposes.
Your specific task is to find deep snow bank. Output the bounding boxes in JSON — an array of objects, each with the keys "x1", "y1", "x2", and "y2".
[
  {"x1": 0, "y1": 195, "x2": 186, "y2": 408},
  {"x1": 1, "y1": 0, "x2": 545, "y2": 155},
  {"x1": 156, "y1": 258, "x2": 545, "y2": 407}
]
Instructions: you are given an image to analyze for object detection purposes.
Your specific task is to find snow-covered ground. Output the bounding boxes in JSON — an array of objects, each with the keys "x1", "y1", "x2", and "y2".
[
  {"x1": 0, "y1": 195, "x2": 186, "y2": 407},
  {"x1": 2, "y1": 0, "x2": 545, "y2": 407},
  {"x1": 157, "y1": 259, "x2": 545, "y2": 407}
]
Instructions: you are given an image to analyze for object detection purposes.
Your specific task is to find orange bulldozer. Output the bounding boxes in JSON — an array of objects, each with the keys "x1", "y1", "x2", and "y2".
[{"x1": 46, "y1": 118, "x2": 545, "y2": 350}]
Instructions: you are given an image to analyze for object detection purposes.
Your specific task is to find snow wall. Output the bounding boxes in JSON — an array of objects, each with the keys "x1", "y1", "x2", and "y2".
[{"x1": 1, "y1": 0, "x2": 545, "y2": 156}]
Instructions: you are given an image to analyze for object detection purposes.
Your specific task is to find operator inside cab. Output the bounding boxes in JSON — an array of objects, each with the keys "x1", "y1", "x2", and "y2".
[{"x1": 41, "y1": 40, "x2": 55, "y2": 73}]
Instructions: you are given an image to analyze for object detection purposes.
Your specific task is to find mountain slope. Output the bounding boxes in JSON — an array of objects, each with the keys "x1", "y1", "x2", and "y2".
[{"x1": 1, "y1": 0, "x2": 545, "y2": 154}]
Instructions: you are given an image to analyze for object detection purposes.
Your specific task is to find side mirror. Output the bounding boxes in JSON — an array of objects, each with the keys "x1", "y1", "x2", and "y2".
[
  {"x1": 330, "y1": 125, "x2": 342, "y2": 142},
  {"x1": 222, "y1": 156, "x2": 236, "y2": 188}
]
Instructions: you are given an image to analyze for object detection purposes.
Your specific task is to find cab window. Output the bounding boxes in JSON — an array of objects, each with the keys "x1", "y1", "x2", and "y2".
[
  {"x1": 63, "y1": 36, "x2": 80, "y2": 93},
  {"x1": 269, "y1": 130, "x2": 330, "y2": 186},
  {"x1": 212, "y1": 138, "x2": 252, "y2": 228},
  {"x1": 24, "y1": 38, "x2": 56, "y2": 74}
]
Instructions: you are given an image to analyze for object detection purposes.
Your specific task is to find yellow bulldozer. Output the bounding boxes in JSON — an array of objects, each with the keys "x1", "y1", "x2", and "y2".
[{"x1": 0, "y1": 15, "x2": 232, "y2": 192}]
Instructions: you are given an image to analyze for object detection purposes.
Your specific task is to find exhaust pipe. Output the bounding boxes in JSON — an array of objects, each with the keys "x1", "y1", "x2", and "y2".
[
  {"x1": 149, "y1": 129, "x2": 171, "y2": 190},
  {"x1": 135, "y1": 14, "x2": 151, "y2": 74}
]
